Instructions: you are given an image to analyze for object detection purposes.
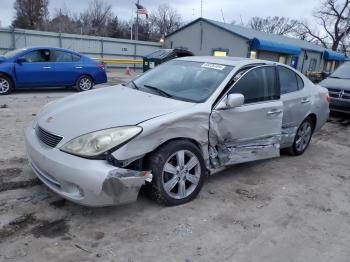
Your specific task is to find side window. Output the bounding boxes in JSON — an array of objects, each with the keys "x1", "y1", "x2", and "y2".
[
  {"x1": 296, "y1": 74, "x2": 304, "y2": 90},
  {"x1": 229, "y1": 66, "x2": 279, "y2": 104},
  {"x1": 72, "y1": 54, "x2": 81, "y2": 61},
  {"x1": 52, "y1": 50, "x2": 73, "y2": 62},
  {"x1": 278, "y1": 66, "x2": 299, "y2": 94},
  {"x1": 24, "y1": 50, "x2": 50, "y2": 62},
  {"x1": 308, "y1": 58, "x2": 317, "y2": 71}
]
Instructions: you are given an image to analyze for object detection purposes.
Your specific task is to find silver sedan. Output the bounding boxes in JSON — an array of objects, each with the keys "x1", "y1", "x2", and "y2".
[{"x1": 25, "y1": 56, "x2": 330, "y2": 206}]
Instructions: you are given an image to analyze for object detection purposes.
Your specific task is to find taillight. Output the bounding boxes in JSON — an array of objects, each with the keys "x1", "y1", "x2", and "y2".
[
  {"x1": 325, "y1": 94, "x2": 331, "y2": 103},
  {"x1": 96, "y1": 63, "x2": 105, "y2": 70}
]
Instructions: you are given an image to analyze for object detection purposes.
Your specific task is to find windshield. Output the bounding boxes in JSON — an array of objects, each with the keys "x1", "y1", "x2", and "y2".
[
  {"x1": 3, "y1": 48, "x2": 26, "y2": 59},
  {"x1": 330, "y1": 62, "x2": 350, "y2": 79},
  {"x1": 126, "y1": 60, "x2": 233, "y2": 102}
]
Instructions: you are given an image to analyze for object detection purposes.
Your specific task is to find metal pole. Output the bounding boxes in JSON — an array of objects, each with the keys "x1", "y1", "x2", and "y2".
[
  {"x1": 200, "y1": 0, "x2": 203, "y2": 17},
  {"x1": 135, "y1": 0, "x2": 139, "y2": 41}
]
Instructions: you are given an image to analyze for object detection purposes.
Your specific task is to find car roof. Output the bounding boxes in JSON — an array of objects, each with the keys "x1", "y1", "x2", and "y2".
[{"x1": 176, "y1": 56, "x2": 276, "y2": 67}]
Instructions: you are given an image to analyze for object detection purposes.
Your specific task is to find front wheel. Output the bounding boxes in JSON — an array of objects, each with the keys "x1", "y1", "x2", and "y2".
[
  {"x1": 0, "y1": 76, "x2": 13, "y2": 95},
  {"x1": 76, "y1": 75, "x2": 93, "y2": 92},
  {"x1": 289, "y1": 117, "x2": 314, "y2": 156},
  {"x1": 145, "y1": 140, "x2": 206, "y2": 206}
]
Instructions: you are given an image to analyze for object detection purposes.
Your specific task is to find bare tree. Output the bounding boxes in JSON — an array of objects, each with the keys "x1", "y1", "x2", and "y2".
[
  {"x1": 46, "y1": 8, "x2": 82, "y2": 34},
  {"x1": 80, "y1": 0, "x2": 113, "y2": 36},
  {"x1": 248, "y1": 16, "x2": 299, "y2": 36},
  {"x1": 12, "y1": 0, "x2": 49, "y2": 29},
  {"x1": 296, "y1": 0, "x2": 350, "y2": 50},
  {"x1": 149, "y1": 4, "x2": 182, "y2": 38}
]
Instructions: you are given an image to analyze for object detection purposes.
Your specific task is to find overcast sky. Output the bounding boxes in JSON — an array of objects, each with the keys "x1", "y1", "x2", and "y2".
[{"x1": 0, "y1": 0, "x2": 320, "y2": 27}]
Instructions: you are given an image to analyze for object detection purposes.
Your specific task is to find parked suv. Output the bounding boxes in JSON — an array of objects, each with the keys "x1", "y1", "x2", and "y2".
[{"x1": 319, "y1": 62, "x2": 350, "y2": 113}]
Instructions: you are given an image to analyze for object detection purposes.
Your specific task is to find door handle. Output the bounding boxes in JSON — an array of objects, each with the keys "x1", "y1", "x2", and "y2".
[
  {"x1": 301, "y1": 98, "x2": 310, "y2": 104},
  {"x1": 43, "y1": 66, "x2": 51, "y2": 69},
  {"x1": 75, "y1": 66, "x2": 83, "y2": 69},
  {"x1": 267, "y1": 109, "x2": 282, "y2": 115}
]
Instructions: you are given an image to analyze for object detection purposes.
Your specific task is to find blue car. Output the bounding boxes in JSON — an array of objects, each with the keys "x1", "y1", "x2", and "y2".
[{"x1": 0, "y1": 47, "x2": 107, "y2": 95}]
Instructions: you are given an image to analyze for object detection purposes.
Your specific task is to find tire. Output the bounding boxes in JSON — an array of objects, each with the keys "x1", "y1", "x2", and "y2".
[
  {"x1": 0, "y1": 75, "x2": 13, "y2": 95},
  {"x1": 144, "y1": 140, "x2": 206, "y2": 206},
  {"x1": 76, "y1": 75, "x2": 93, "y2": 92},
  {"x1": 288, "y1": 116, "x2": 314, "y2": 156}
]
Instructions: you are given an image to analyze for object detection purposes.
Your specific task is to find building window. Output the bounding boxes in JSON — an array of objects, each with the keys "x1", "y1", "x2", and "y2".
[
  {"x1": 325, "y1": 61, "x2": 332, "y2": 72},
  {"x1": 308, "y1": 58, "x2": 317, "y2": 71},
  {"x1": 250, "y1": 51, "x2": 257, "y2": 59},
  {"x1": 279, "y1": 55, "x2": 287, "y2": 64},
  {"x1": 212, "y1": 48, "x2": 229, "y2": 57}
]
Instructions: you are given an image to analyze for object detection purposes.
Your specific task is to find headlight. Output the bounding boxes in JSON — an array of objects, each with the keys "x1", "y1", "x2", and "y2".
[{"x1": 60, "y1": 126, "x2": 142, "y2": 158}]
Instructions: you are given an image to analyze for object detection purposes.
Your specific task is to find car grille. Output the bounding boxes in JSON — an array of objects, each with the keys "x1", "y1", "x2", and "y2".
[
  {"x1": 35, "y1": 125, "x2": 63, "y2": 148},
  {"x1": 328, "y1": 88, "x2": 350, "y2": 100}
]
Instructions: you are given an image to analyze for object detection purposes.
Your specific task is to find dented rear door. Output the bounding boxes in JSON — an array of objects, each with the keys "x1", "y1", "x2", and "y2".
[{"x1": 209, "y1": 65, "x2": 283, "y2": 168}]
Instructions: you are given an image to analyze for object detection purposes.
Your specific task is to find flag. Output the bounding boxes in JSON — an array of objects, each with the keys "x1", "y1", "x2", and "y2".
[{"x1": 136, "y1": 3, "x2": 148, "y2": 18}]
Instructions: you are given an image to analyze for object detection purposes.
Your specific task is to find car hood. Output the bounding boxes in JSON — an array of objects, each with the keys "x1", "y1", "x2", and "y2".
[
  {"x1": 37, "y1": 85, "x2": 195, "y2": 140},
  {"x1": 319, "y1": 77, "x2": 350, "y2": 91},
  {"x1": 0, "y1": 56, "x2": 7, "y2": 63}
]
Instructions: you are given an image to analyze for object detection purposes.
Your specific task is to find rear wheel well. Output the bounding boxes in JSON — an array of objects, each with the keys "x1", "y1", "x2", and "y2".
[
  {"x1": 77, "y1": 74, "x2": 95, "y2": 84},
  {"x1": 307, "y1": 113, "x2": 317, "y2": 130}
]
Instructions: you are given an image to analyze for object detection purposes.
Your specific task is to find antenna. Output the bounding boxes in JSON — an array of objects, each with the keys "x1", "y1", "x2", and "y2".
[
  {"x1": 221, "y1": 9, "x2": 226, "y2": 23},
  {"x1": 240, "y1": 14, "x2": 243, "y2": 25},
  {"x1": 200, "y1": 0, "x2": 203, "y2": 17}
]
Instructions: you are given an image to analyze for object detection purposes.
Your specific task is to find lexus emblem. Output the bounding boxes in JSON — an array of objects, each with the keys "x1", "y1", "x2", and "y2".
[{"x1": 46, "y1": 116, "x2": 54, "y2": 123}]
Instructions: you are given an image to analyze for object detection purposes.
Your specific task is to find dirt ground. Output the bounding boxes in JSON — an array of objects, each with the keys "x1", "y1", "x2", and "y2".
[{"x1": 0, "y1": 69, "x2": 350, "y2": 262}]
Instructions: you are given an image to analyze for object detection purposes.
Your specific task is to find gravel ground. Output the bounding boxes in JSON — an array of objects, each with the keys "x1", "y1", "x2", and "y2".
[{"x1": 0, "y1": 70, "x2": 350, "y2": 262}]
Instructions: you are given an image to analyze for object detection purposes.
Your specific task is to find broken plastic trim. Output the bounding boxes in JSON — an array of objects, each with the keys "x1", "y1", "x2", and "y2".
[{"x1": 102, "y1": 168, "x2": 152, "y2": 205}]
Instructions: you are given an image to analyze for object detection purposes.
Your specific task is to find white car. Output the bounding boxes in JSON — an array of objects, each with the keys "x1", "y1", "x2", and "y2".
[{"x1": 25, "y1": 57, "x2": 330, "y2": 207}]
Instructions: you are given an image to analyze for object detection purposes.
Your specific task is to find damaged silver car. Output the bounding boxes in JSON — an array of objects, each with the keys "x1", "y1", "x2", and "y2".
[{"x1": 25, "y1": 56, "x2": 330, "y2": 206}]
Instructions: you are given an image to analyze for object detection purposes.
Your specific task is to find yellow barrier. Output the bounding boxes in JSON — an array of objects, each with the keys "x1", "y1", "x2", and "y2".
[{"x1": 93, "y1": 58, "x2": 143, "y2": 64}]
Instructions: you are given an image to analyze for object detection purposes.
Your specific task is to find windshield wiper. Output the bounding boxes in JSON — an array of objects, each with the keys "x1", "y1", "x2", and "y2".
[{"x1": 143, "y1": 84, "x2": 173, "y2": 98}]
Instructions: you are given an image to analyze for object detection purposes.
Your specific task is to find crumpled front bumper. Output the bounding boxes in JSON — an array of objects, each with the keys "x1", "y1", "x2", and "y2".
[{"x1": 25, "y1": 126, "x2": 152, "y2": 207}]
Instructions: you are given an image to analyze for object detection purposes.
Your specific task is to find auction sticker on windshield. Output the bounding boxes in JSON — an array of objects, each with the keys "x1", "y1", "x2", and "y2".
[{"x1": 201, "y1": 63, "x2": 226, "y2": 70}]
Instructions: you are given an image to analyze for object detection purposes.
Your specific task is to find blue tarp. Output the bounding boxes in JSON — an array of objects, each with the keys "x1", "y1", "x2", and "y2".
[
  {"x1": 250, "y1": 38, "x2": 301, "y2": 55},
  {"x1": 323, "y1": 50, "x2": 346, "y2": 61}
]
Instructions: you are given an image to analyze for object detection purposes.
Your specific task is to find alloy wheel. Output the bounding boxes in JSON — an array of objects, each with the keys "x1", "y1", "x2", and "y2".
[
  {"x1": 79, "y1": 77, "x2": 92, "y2": 91},
  {"x1": 0, "y1": 78, "x2": 10, "y2": 94},
  {"x1": 295, "y1": 121, "x2": 312, "y2": 152},
  {"x1": 162, "y1": 150, "x2": 201, "y2": 200}
]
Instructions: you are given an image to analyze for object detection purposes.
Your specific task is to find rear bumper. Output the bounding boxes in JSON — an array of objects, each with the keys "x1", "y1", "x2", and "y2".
[
  {"x1": 330, "y1": 98, "x2": 350, "y2": 113},
  {"x1": 25, "y1": 126, "x2": 151, "y2": 207}
]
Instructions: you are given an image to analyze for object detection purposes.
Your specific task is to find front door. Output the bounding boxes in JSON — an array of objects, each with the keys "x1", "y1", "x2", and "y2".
[
  {"x1": 15, "y1": 49, "x2": 56, "y2": 87},
  {"x1": 209, "y1": 65, "x2": 283, "y2": 168}
]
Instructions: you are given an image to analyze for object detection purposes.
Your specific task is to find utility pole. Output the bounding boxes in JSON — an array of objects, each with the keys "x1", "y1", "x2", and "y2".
[
  {"x1": 221, "y1": 9, "x2": 225, "y2": 23},
  {"x1": 135, "y1": 0, "x2": 139, "y2": 41},
  {"x1": 200, "y1": 0, "x2": 203, "y2": 17}
]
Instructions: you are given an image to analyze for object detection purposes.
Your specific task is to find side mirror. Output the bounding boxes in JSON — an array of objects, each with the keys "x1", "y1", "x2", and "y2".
[
  {"x1": 16, "y1": 57, "x2": 27, "y2": 64},
  {"x1": 226, "y1": 93, "x2": 244, "y2": 108}
]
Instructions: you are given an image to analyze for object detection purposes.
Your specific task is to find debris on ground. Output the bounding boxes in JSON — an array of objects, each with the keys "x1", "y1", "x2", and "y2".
[
  {"x1": 173, "y1": 224, "x2": 192, "y2": 237},
  {"x1": 235, "y1": 188, "x2": 257, "y2": 200}
]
